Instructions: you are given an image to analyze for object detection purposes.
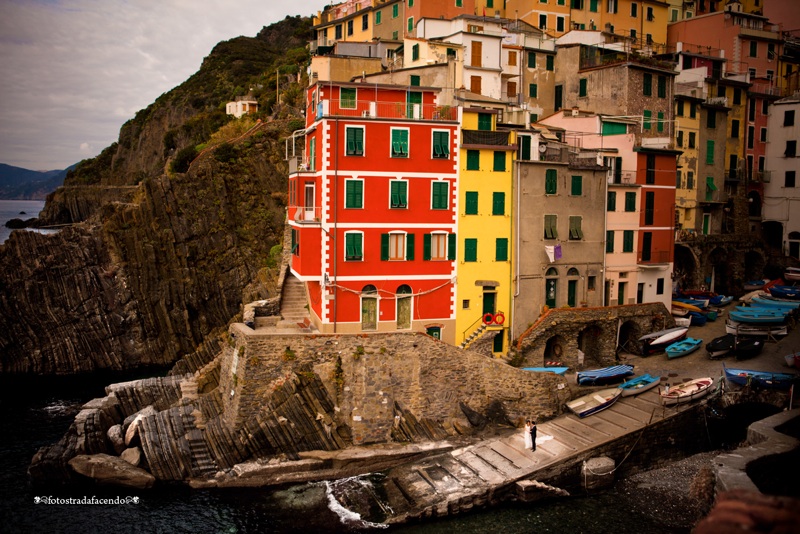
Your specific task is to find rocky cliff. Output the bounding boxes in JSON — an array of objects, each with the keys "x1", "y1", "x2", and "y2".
[{"x1": 0, "y1": 16, "x2": 312, "y2": 375}]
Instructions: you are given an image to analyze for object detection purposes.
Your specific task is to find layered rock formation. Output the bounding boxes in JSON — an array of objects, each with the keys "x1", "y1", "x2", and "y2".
[
  {"x1": 0, "y1": 123, "x2": 288, "y2": 374},
  {"x1": 30, "y1": 328, "x2": 569, "y2": 488}
]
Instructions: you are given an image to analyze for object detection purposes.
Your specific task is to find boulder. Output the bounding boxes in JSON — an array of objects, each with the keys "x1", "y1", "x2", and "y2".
[
  {"x1": 68, "y1": 453, "x2": 155, "y2": 489},
  {"x1": 120, "y1": 447, "x2": 142, "y2": 467},
  {"x1": 124, "y1": 405, "x2": 157, "y2": 446},
  {"x1": 107, "y1": 425, "x2": 125, "y2": 455}
]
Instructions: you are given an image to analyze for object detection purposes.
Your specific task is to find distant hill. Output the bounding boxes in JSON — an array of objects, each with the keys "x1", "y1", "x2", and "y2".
[{"x1": 0, "y1": 163, "x2": 71, "y2": 199}]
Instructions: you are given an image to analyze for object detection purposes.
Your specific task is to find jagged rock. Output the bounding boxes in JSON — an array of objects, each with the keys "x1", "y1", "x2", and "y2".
[
  {"x1": 125, "y1": 405, "x2": 157, "y2": 446},
  {"x1": 120, "y1": 447, "x2": 142, "y2": 467},
  {"x1": 459, "y1": 402, "x2": 487, "y2": 430},
  {"x1": 68, "y1": 453, "x2": 155, "y2": 489},
  {"x1": 107, "y1": 425, "x2": 125, "y2": 455}
]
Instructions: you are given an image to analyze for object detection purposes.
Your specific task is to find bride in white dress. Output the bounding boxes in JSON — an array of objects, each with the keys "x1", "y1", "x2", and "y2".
[{"x1": 523, "y1": 420, "x2": 532, "y2": 450}]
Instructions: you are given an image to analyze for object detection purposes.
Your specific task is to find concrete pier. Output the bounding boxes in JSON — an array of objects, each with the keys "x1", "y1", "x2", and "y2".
[{"x1": 352, "y1": 385, "x2": 717, "y2": 525}]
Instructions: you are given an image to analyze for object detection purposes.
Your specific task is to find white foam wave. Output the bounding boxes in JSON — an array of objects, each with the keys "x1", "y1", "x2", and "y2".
[{"x1": 324, "y1": 476, "x2": 389, "y2": 530}]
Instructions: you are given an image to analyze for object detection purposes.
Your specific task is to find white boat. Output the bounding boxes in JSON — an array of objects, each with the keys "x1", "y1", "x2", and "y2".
[
  {"x1": 660, "y1": 377, "x2": 714, "y2": 406},
  {"x1": 726, "y1": 319, "x2": 788, "y2": 337},
  {"x1": 566, "y1": 388, "x2": 622, "y2": 418},
  {"x1": 784, "y1": 267, "x2": 800, "y2": 282}
]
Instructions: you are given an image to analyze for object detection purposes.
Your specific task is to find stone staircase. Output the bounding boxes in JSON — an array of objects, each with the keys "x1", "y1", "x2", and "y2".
[
  {"x1": 459, "y1": 324, "x2": 488, "y2": 349},
  {"x1": 277, "y1": 274, "x2": 315, "y2": 332}
]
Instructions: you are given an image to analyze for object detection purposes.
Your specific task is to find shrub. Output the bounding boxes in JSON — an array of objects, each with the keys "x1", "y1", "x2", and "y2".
[{"x1": 171, "y1": 146, "x2": 197, "y2": 173}]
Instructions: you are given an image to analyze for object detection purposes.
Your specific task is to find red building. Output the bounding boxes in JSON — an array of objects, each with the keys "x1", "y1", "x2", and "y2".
[
  {"x1": 635, "y1": 146, "x2": 679, "y2": 269},
  {"x1": 287, "y1": 81, "x2": 460, "y2": 342}
]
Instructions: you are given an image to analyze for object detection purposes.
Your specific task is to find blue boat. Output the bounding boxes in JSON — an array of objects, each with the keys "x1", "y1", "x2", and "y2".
[
  {"x1": 665, "y1": 337, "x2": 703, "y2": 359},
  {"x1": 769, "y1": 285, "x2": 800, "y2": 300},
  {"x1": 522, "y1": 367, "x2": 569, "y2": 375},
  {"x1": 724, "y1": 364, "x2": 798, "y2": 390},
  {"x1": 618, "y1": 374, "x2": 661, "y2": 396},
  {"x1": 751, "y1": 296, "x2": 800, "y2": 310},
  {"x1": 710, "y1": 295, "x2": 733, "y2": 306},
  {"x1": 689, "y1": 311, "x2": 707, "y2": 326},
  {"x1": 729, "y1": 310, "x2": 788, "y2": 324},
  {"x1": 577, "y1": 364, "x2": 634, "y2": 386},
  {"x1": 734, "y1": 305, "x2": 789, "y2": 316}
]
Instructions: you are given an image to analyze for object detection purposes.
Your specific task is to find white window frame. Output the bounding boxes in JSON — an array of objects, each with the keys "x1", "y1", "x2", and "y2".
[
  {"x1": 389, "y1": 179, "x2": 408, "y2": 209},
  {"x1": 389, "y1": 231, "x2": 407, "y2": 261},
  {"x1": 431, "y1": 232, "x2": 448, "y2": 261},
  {"x1": 344, "y1": 230, "x2": 364, "y2": 261},
  {"x1": 344, "y1": 178, "x2": 364, "y2": 209},
  {"x1": 431, "y1": 129, "x2": 451, "y2": 159},
  {"x1": 344, "y1": 125, "x2": 365, "y2": 156},
  {"x1": 390, "y1": 127, "x2": 410, "y2": 158}
]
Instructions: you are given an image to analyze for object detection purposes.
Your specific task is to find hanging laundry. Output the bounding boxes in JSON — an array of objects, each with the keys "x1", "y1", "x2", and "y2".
[
  {"x1": 545, "y1": 245, "x2": 555, "y2": 262},
  {"x1": 554, "y1": 243, "x2": 562, "y2": 260}
]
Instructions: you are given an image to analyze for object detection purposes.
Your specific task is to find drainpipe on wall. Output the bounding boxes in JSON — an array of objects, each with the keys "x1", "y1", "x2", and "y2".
[{"x1": 333, "y1": 115, "x2": 339, "y2": 333}]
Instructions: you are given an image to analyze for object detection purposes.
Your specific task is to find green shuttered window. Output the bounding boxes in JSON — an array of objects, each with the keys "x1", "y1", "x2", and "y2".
[
  {"x1": 432, "y1": 131, "x2": 449, "y2": 158},
  {"x1": 492, "y1": 192, "x2": 505, "y2": 215},
  {"x1": 465, "y1": 238, "x2": 477, "y2": 262},
  {"x1": 465, "y1": 191, "x2": 478, "y2": 214},
  {"x1": 545, "y1": 169, "x2": 557, "y2": 194},
  {"x1": 432, "y1": 182, "x2": 449, "y2": 209},
  {"x1": 345, "y1": 233, "x2": 362, "y2": 260},
  {"x1": 345, "y1": 127, "x2": 364, "y2": 155},
  {"x1": 496, "y1": 238, "x2": 508, "y2": 261},
  {"x1": 345, "y1": 180, "x2": 363, "y2": 208},
  {"x1": 466, "y1": 149, "x2": 480, "y2": 170},
  {"x1": 391, "y1": 129, "x2": 409, "y2": 157},
  {"x1": 390, "y1": 181, "x2": 407, "y2": 208}
]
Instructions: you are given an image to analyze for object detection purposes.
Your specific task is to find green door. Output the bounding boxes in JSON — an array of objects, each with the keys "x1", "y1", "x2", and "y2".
[
  {"x1": 703, "y1": 213, "x2": 710, "y2": 235},
  {"x1": 520, "y1": 135, "x2": 531, "y2": 161},
  {"x1": 568, "y1": 279, "x2": 577, "y2": 307},
  {"x1": 554, "y1": 85, "x2": 563, "y2": 111},
  {"x1": 482, "y1": 291, "x2": 496, "y2": 315},
  {"x1": 361, "y1": 297, "x2": 377, "y2": 330},
  {"x1": 617, "y1": 282, "x2": 626, "y2": 305},
  {"x1": 426, "y1": 326, "x2": 441, "y2": 339},
  {"x1": 407, "y1": 91, "x2": 422, "y2": 118},
  {"x1": 546, "y1": 279, "x2": 557, "y2": 308}
]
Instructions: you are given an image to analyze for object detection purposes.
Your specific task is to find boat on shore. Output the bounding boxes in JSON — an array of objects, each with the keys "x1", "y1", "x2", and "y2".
[
  {"x1": 566, "y1": 388, "x2": 622, "y2": 417},
  {"x1": 732, "y1": 337, "x2": 765, "y2": 360},
  {"x1": 577, "y1": 364, "x2": 635, "y2": 386},
  {"x1": 706, "y1": 334, "x2": 735, "y2": 359},
  {"x1": 726, "y1": 320, "x2": 788, "y2": 337},
  {"x1": 751, "y1": 295, "x2": 800, "y2": 309},
  {"x1": 723, "y1": 364, "x2": 798, "y2": 390},
  {"x1": 640, "y1": 326, "x2": 689, "y2": 355},
  {"x1": 666, "y1": 338, "x2": 703, "y2": 359},
  {"x1": 768, "y1": 285, "x2": 800, "y2": 300},
  {"x1": 672, "y1": 300, "x2": 704, "y2": 313},
  {"x1": 522, "y1": 367, "x2": 569, "y2": 375},
  {"x1": 660, "y1": 377, "x2": 714, "y2": 406},
  {"x1": 618, "y1": 374, "x2": 661, "y2": 397},
  {"x1": 785, "y1": 267, "x2": 800, "y2": 282},
  {"x1": 728, "y1": 310, "x2": 788, "y2": 324},
  {"x1": 689, "y1": 311, "x2": 707, "y2": 326},
  {"x1": 743, "y1": 279, "x2": 768, "y2": 291}
]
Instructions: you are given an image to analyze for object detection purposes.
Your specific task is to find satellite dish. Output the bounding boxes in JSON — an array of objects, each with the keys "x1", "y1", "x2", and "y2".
[{"x1": 538, "y1": 144, "x2": 548, "y2": 153}]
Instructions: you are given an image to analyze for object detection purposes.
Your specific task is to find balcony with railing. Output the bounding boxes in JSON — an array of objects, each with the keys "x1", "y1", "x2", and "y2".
[
  {"x1": 725, "y1": 168, "x2": 743, "y2": 182},
  {"x1": 749, "y1": 81, "x2": 783, "y2": 97},
  {"x1": 568, "y1": 151, "x2": 604, "y2": 170},
  {"x1": 752, "y1": 170, "x2": 771, "y2": 183},
  {"x1": 607, "y1": 171, "x2": 638, "y2": 186},
  {"x1": 638, "y1": 250, "x2": 671, "y2": 264},
  {"x1": 315, "y1": 99, "x2": 458, "y2": 122},
  {"x1": 289, "y1": 205, "x2": 323, "y2": 225},
  {"x1": 462, "y1": 130, "x2": 510, "y2": 146}
]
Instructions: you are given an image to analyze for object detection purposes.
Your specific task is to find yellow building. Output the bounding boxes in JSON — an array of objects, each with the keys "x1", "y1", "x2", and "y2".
[
  {"x1": 506, "y1": 0, "x2": 571, "y2": 38},
  {"x1": 674, "y1": 90, "x2": 702, "y2": 234},
  {"x1": 312, "y1": 0, "x2": 405, "y2": 46},
  {"x1": 576, "y1": 0, "x2": 670, "y2": 49},
  {"x1": 456, "y1": 108, "x2": 516, "y2": 356}
]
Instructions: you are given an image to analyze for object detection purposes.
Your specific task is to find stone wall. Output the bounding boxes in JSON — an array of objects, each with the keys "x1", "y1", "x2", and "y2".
[
  {"x1": 222, "y1": 325, "x2": 572, "y2": 447},
  {"x1": 516, "y1": 303, "x2": 674, "y2": 365}
]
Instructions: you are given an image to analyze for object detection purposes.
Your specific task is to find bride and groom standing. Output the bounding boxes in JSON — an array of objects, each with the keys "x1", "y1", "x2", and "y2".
[{"x1": 523, "y1": 420, "x2": 537, "y2": 451}]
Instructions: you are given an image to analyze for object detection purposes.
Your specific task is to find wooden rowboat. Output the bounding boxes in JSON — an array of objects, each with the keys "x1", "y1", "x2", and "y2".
[
  {"x1": 665, "y1": 337, "x2": 702, "y2": 359},
  {"x1": 618, "y1": 374, "x2": 661, "y2": 397},
  {"x1": 566, "y1": 388, "x2": 622, "y2": 417},
  {"x1": 660, "y1": 377, "x2": 714, "y2": 406},
  {"x1": 724, "y1": 364, "x2": 798, "y2": 390}
]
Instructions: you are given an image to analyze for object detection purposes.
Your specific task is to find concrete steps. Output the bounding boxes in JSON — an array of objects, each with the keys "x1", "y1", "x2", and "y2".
[{"x1": 278, "y1": 275, "x2": 316, "y2": 331}]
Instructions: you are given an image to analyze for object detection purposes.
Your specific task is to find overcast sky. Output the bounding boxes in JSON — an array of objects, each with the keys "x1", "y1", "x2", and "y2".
[{"x1": 0, "y1": 0, "x2": 328, "y2": 171}]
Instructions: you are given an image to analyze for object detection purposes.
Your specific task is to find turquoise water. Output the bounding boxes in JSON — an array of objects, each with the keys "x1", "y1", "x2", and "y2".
[{"x1": 0, "y1": 199, "x2": 48, "y2": 244}]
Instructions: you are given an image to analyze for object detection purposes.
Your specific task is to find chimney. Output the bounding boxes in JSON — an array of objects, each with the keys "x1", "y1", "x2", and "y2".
[{"x1": 571, "y1": 106, "x2": 580, "y2": 117}]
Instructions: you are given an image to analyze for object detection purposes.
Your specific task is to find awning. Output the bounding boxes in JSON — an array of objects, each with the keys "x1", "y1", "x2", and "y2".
[{"x1": 706, "y1": 176, "x2": 718, "y2": 191}]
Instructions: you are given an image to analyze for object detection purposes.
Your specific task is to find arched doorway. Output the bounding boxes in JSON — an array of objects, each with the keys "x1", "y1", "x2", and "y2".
[
  {"x1": 708, "y1": 247, "x2": 729, "y2": 294},
  {"x1": 618, "y1": 320, "x2": 641, "y2": 355},
  {"x1": 396, "y1": 285, "x2": 412, "y2": 330},
  {"x1": 545, "y1": 267, "x2": 558, "y2": 308},
  {"x1": 361, "y1": 285, "x2": 378, "y2": 331},
  {"x1": 747, "y1": 190, "x2": 762, "y2": 218},
  {"x1": 577, "y1": 324, "x2": 603, "y2": 365},
  {"x1": 544, "y1": 335, "x2": 567, "y2": 365},
  {"x1": 762, "y1": 221, "x2": 783, "y2": 250},
  {"x1": 567, "y1": 267, "x2": 580, "y2": 307},
  {"x1": 673, "y1": 245, "x2": 697, "y2": 291}
]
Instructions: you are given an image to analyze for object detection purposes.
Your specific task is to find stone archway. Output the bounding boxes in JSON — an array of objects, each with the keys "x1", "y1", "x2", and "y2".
[
  {"x1": 744, "y1": 251, "x2": 765, "y2": 283},
  {"x1": 708, "y1": 247, "x2": 730, "y2": 294},
  {"x1": 747, "y1": 190, "x2": 762, "y2": 218},
  {"x1": 673, "y1": 244, "x2": 698, "y2": 291},
  {"x1": 618, "y1": 320, "x2": 641, "y2": 355},
  {"x1": 544, "y1": 335, "x2": 568, "y2": 366},
  {"x1": 577, "y1": 324, "x2": 603, "y2": 366}
]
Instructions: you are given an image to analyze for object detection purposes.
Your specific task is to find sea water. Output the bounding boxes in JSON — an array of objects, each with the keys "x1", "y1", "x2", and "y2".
[{"x1": 0, "y1": 199, "x2": 49, "y2": 244}]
